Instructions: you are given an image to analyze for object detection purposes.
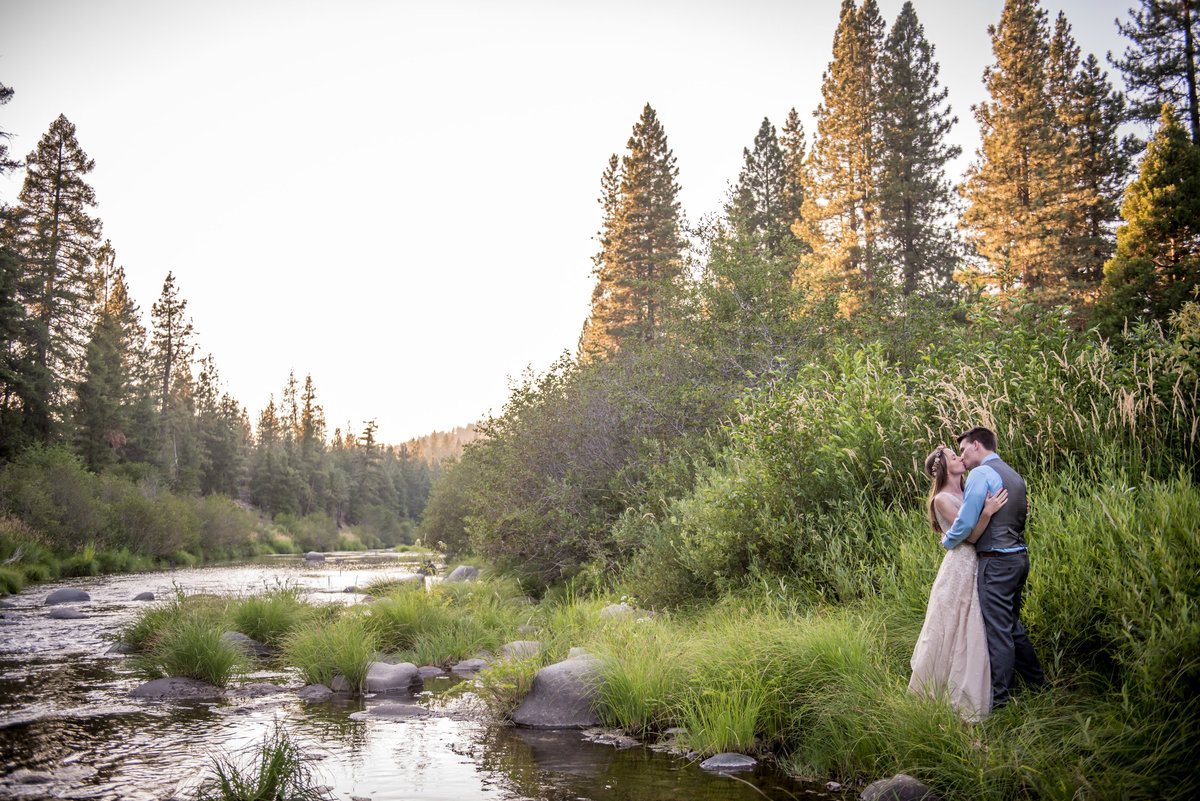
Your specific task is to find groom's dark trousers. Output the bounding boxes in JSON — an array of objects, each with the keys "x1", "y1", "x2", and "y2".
[{"x1": 978, "y1": 550, "x2": 1045, "y2": 706}]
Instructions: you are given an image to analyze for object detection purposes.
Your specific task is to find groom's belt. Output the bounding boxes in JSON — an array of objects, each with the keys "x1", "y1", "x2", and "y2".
[{"x1": 978, "y1": 547, "x2": 1028, "y2": 557}]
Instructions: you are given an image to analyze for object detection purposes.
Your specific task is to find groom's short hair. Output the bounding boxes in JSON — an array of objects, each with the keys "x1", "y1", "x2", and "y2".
[{"x1": 957, "y1": 426, "x2": 997, "y2": 452}]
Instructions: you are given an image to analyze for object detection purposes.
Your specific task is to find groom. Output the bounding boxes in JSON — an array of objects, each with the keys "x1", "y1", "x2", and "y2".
[{"x1": 941, "y1": 426, "x2": 1046, "y2": 708}]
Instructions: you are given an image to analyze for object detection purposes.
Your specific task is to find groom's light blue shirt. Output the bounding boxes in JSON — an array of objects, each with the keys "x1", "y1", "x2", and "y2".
[{"x1": 941, "y1": 453, "x2": 1026, "y2": 551}]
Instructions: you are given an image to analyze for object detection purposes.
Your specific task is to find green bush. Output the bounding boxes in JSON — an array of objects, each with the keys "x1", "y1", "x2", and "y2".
[{"x1": 0, "y1": 565, "x2": 23, "y2": 594}]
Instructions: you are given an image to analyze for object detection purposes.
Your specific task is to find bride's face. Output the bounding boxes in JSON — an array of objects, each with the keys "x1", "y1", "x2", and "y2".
[{"x1": 942, "y1": 447, "x2": 966, "y2": 478}]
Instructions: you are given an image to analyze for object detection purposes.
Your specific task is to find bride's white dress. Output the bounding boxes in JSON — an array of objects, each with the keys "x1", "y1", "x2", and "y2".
[{"x1": 908, "y1": 492, "x2": 991, "y2": 720}]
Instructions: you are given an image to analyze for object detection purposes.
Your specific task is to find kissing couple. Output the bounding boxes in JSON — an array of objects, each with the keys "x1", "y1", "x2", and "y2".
[{"x1": 908, "y1": 426, "x2": 1047, "y2": 720}]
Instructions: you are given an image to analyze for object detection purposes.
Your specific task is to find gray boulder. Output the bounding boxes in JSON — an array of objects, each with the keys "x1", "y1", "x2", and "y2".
[
  {"x1": 48, "y1": 606, "x2": 86, "y2": 620},
  {"x1": 297, "y1": 684, "x2": 334, "y2": 701},
  {"x1": 450, "y1": 658, "x2": 489, "y2": 676},
  {"x1": 861, "y1": 774, "x2": 942, "y2": 801},
  {"x1": 229, "y1": 683, "x2": 287, "y2": 698},
  {"x1": 44, "y1": 589, "x2": 90, "y2": 605},
  {"x1": 220, "y1": 631, "x2": 273, "y2": 659},
  {"x1": 599, "y1": 603, "x2": 657, "y2": 622},
  {"x1": 418, "y1": 665, "x2": 446, "y2": 679},
  {"x1": 105, "y1": 640, "x2": 135, "y2": 655},
  {"x1": 129, "y1": 677, "x2": 224, "y2": 700},
  {"x1": 445, "y1": 565, "x2": 480, "y2": 582},
  {"x1": 700, "y1": 753, "x2": 758, "y2": 772},
  {"x1": 0, "y1": 600, "x2": 17, "y2": 608},
  {"x1": 305, "y1": 551, "x2": 325, "y2": 562},
  {"x1": 133, "y1": 592, "x2": 155, "y2": 601},
  {"x1": 364, "y1": 661, "x2": 423, "y2": 693},
  {"x1": 567, "y1": 647, "x2": 592, "y2": 660},
  {"x1": 499, "y1": 640, "x2": 543, "y2": 661},
  {"x1": 512, "y1": 654, "x2": 602, "y2": 729}
]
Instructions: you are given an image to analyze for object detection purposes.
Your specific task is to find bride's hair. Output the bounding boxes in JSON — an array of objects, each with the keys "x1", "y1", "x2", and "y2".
[{"x1": 924, "y1": 446, "x2": 963, "y2": 533}]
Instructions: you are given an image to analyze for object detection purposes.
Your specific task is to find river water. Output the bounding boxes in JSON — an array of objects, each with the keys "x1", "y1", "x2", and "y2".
[{"x1": 0, "y1": 554, "x2": 839, "y2": 801}]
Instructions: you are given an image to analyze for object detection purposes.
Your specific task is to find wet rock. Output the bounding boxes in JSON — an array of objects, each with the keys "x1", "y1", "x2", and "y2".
[
  {"x1": 129, "y1": 677, "x2": 224, "y2": 700},
  {"x1": 0, "y1": 600, "x2": 17, "y2": 608},
  {"x1": 6, "y1": 768, "x2": 53, "y2": 783},
  {"x1": 305, "y1": 551, "x2": 326, "y2": 562},
  {"x1": 583, "y1": 728, "x2": 640, "y2": 749},
  {"x1": 446, "y1": 564, "x2": 480, "y2": 582},
  {"x1": 48, "y1": 606, "x2": 86, "y2": 619},
  {"x1": 499, "y1": 640, "x2": 543, "y2": 661},
  {"x1": 418, "y1": 665, "x2": 446, "y2": 679},
  {"x1": 350, "y1": 702, "x2": 431, "y2": 720},
  {"x1": 512, "y1": 654, "x2": 602, "y2": 729},
  {"x1": 297, "y1": 684, "x2": 334, "y2": 701},
  {"x1": 44, "y1": 589, "x2": 90, "y2": 605},
  {"x1": 699, "y1": 753, "x2": 758, "y2": 772},
  {"x1": 861, "y1": 774, "x2": 942, "y2": 801},
  {"x1": 450, "y1": 658, "x2": 489, "y2": 675},
  {"x1": 220, "y1": 630, "x2": 274, "y2": 659},
  {"x1": 105, "y1": 640, "x2": 135, "y2": 654},
  {"x1": 364, "y1": 661, "x2": 423, "y2": 693},
  {"x1": 229, "y1": 682, "x2": 287, "y2": 697},
  {"x1": 133, "y1": 591, "x2": 155, "y2": 601}
]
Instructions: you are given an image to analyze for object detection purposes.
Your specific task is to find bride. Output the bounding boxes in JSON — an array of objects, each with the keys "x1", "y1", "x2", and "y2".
[{"x1": 908, "y1": 445, "x2": 1007, "y2": 721}]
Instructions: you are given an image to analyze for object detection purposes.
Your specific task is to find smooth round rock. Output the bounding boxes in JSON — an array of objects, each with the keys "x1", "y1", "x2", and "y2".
[
  {"x1": 133, "y1": 592, "x2": 155, "y2": 601},
  {"x1": 511, "y1": 655, "x2": 602, "y2": 729},
  {"x1": 364, "y1": 661, "x2": 423, "y2": 693},
  {"x1": 129, "y1": 677, "x2": 224, "y2": 699},
  {"x1": 445, "y1": 565, "x2": 479, "y2": 582},
  {"x1": 349, "y1": 703, "x2": 431, "y2": 720},
  {"x1": 450, "y1": 658, "x2": 489, "y2": 675},
  {"x1": 699, "y1": 753, "x2": 758, "y2": 772},
  {"x1": 45, "y1": 589, "x2": 90, "y2": 605},
  {"x1": 297, "y1": 684, "x2": 334, "y2": 701},
  {"x1": 0, "y1": 600, "x2": 17, "y2": 608},
  {"x1": 418, "y1": 665, "x2": 445, "y2": 679},
  {"x1": 861, "y1": 774, "x2": 942, "y2": 801},
  {"x1": 305, "y1": 551, "x2": 326, "y2": 562},
  {"x1": 48, "y1": 606, "x2": 86, "y2": 619}
]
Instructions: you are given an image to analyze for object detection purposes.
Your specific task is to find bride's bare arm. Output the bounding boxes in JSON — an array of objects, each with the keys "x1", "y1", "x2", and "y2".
[{"x1": 966, "y1": 489, "x2": 1008, "y2": 544}]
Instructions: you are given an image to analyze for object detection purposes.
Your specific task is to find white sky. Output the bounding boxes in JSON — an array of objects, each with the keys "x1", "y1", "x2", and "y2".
[{"x1": 0, "y1": 0, "x2": 1136, "y2": 444}]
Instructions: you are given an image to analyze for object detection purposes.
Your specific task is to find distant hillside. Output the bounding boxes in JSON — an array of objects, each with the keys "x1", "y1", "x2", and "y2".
[{"x1": 401, "y1": 424, "x2": 481, "y2": 464}]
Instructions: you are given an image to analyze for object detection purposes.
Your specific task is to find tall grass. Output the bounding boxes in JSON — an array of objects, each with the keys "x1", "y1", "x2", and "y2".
[
  {"x1": 137, "y1": 613, "x2": 245, "y2": 687},
  {"x1": 282, "y1": 613, "x2": 376, "y2": 691},
  {"x1": 229, "y1": 583, "x2": 310, "y2": 647},
  {"x1": 194, "y1": 725, "x2": 326, "y2": 801}
]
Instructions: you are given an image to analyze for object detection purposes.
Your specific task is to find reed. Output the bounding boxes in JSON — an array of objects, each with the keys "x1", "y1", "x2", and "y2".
[
  {"x1": 282, "y1": 612, "x2": 376, "y2": 691},
  {"x1": 193, "y1": 725, "x2": 326, "y2": 801}
]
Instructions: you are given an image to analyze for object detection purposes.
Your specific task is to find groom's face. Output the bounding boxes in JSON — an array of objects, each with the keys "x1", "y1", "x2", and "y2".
[{"x1": 959, "y1": 439, "x2": 982, "y2": 469}]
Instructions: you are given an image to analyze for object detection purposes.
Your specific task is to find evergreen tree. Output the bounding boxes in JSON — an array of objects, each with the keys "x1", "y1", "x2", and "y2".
[
  {"x1": 780, "y1": 108, "x2": 809, "y2": 242},
  {"x1": 580, "y1": 104, "x2": 684, "y2": 359},
  {"x1": 1049, "y1": 15, "x2": 1138, "y2": 303},
  {"x1": 726, "y1": 117, "x2": 791, "y2": 259},
  {"x1": 73, "y1": 248, "x2": 146, "y2": 469},
  {"x1": 799, "y1": 0, "x2": 887, "y2": 313},
  {"x1": 876, "y1": 0, "x2": 961, "y2": 296},
  {"x1": 195, "y1": 355, "x2": 247, "y2": 497},
  {"x1": 4, "y1": 114, "x2": 103, "y2": 440},
  {"x1": 0, "y1": 81, "x2": 18, "y2": 175},
  {"x1": 1112, "y1": 0, "x2": 1200, "y2": 143},
  {"x1": 961, "y1": 0, "x2": 1069, "y2": 298},
  {"x1": 0, "y1": 246, "x2": 40, "y2": 458},
  {"x1": 149, "y1": 271, "x2": 196, "y2": 481},
  {"x1": 1095, "y1": 105, "x2": 1200, "y2": 332}
]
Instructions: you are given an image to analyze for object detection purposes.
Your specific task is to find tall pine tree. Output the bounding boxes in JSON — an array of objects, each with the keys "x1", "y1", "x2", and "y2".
[
  {"x1": 961, "y1": 0, "x2": 1069, "y2": 299},
  {"x1": 727, "y1": 117, "x2": 791, "y2": 260},
  {"x1": 150, "y1": 271, "x2": 196, "y2": 482},
  {"x1": 1112, "y1": 0, "x2": 1200, "y2": 143},
  {"x1": 799, "y1": 0, "x2": 886, "y2": 313},
  {"x1": 580, "y1": 104, "x2": 684, "y2": 360},
  {"x1": 5, "y1": 114, "x2": 103, "y2": 441},
  {"x1": 876, "y1": 0, "x2": 961, "y2": 297}
]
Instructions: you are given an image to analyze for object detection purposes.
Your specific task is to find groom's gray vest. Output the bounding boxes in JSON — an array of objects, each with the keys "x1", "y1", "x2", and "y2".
[{"x1": 974, "y1": 457, "x2": 1028, "y2": 552}]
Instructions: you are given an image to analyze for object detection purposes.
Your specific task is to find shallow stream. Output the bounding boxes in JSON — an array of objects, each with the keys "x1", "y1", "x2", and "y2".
[{"x1": 0, "y1": 554, "x2": 840, "y2": 800}]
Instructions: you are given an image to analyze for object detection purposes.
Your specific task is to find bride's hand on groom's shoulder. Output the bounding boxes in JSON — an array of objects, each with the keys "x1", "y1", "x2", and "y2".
[{"x1": 983, "y1": 488, "x2": 1008, "y2": 516}]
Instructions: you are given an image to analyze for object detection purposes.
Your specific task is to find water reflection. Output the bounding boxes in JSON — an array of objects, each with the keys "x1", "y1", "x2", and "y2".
[{"x1": 0, "y1": 558, "x2": 836, "y2": 801}]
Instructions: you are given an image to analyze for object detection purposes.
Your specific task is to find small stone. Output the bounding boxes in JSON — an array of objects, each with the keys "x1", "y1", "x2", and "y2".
[
  {"x1": 418, "y1": 665, "x2": 445, "y2": 679},
  {"x1": 450, "y1": 658, "x2": 489, "y2": 675},
  {"x1": 133, "y1": 592, "x2": 155, "y2": 601},
  {"x1": 297, "y1": 684, "x2": 333, "y2": 701},
  {"x1": 699, "y1": 753, "x2": 757, "y2": 772},
  {"x1": 129, "y1": 677, "x2": 224, "y2": 700},
  {"x1": 48, "y1": 606, "x2": 86, "y2": 619},
  {"x1": 305, "y1": 551, "x2": 325, "y2": 562},
  {"x1": 105, "y1": 641, "x2": 135, "y2": 655},
  {"x1": 445, "y1": 565, "x2": 480, "y2": 582},
  {"x1": 826, "y1": 781, "x2": 844, "y2": 791},
  {"x1": 861, "y1": 774, "x2": 942, "y2": 801},
  {"x1": 350, "y1": 703, "x2": 431, "y2": 720},
  {"x1": 567, "y1": 647, "x2": 592, "y2": 660}
]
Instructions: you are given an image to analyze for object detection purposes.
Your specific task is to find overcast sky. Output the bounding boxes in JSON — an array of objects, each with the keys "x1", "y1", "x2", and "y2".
[{"x1": 0, "y1": 0, "x2": 1137, "y2": 443}]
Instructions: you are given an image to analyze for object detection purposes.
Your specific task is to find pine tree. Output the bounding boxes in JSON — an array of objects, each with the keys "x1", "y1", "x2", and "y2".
[
  {"x1": 0, "y1": 81, "x2": 19, "y2": 175},
  {"x1": 727, "y1": 117, "x2": 791, "y2": 259},
  {"x1": 1112, "y1": 0, "x2": 1200, "y2": 143},
  {"x1": 961, "y1": 0, "x2": 1069, "y2": 298},
  {"x1": 1048, "y1": 14, "x2": 1138, "y2": 304},
  {"x1": 73, "y1": 248, "x2": 146, "y2": 469},
  {"x1": 5, "y1": 114, "x2": 103, "y2": 440},
  {"x1": 799, "y1": 0, "x2": 887, "y2": 312},
  {"x1": 876, "y1": 0, "x2": 961, "y2": 297},
  {"x1": 150, "y1": 271, "x2": 196, "y2": 481},
  {"x1": 780, "y1": 108, "x2": 809, "y2": 241},
  {"x1": 580, "y1": 104, "x2": 684, "y2": 359},
  {"x1": 1095, "y1": 105, "x2": 1200, "y2": 331},
  {"x1": 0, "y1": 246, "x2": 40, "y2": 458}
]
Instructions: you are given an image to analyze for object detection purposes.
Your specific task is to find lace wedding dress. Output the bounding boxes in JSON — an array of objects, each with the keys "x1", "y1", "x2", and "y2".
[{"x1": 907, "y1": 492, "x2": 991, "y2": 720}]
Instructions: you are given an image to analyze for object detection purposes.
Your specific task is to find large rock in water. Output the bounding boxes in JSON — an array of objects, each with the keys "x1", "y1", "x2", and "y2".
[
  {"x1": 220, "y1": 631, "x2": 273, "y2": 659},
  {"x1": 700, "y1": 753, "x2": 758, "y2": 772},
  {"x1": 129, "y1": 678, "x2": 224, "y2": 700},
  {"x1": 44, "y1": 589, "x2": 90, "y2": 605},
  {"x1": 512, "y1": 654, "x2": 602, "y2": 729},
  {"x1": 305, "y1": 551, "x2": 325, "y2": 562},
  {"x1": 445, "y1": 565, "x2": 479, "y2": 582},
  {"x1": 861, "y1": 774, "x2": 942, "y2": 801},
  {"x1": 364, "y1": 661, "x2": 422, "y2": 693},
  {"x1": 48, "y1": 606, "x2": 86, "y2": 619}
]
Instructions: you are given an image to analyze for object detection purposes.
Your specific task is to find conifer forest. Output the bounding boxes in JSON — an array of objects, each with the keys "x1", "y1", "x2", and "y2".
[{"x1": 2, "y1": 1, "x2": 1200, "y2": 797}]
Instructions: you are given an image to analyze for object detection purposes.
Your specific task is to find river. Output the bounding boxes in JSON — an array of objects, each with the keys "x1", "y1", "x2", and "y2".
[{"x1": 0, "y1": 553, "x2": 838, "y2": 800}]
